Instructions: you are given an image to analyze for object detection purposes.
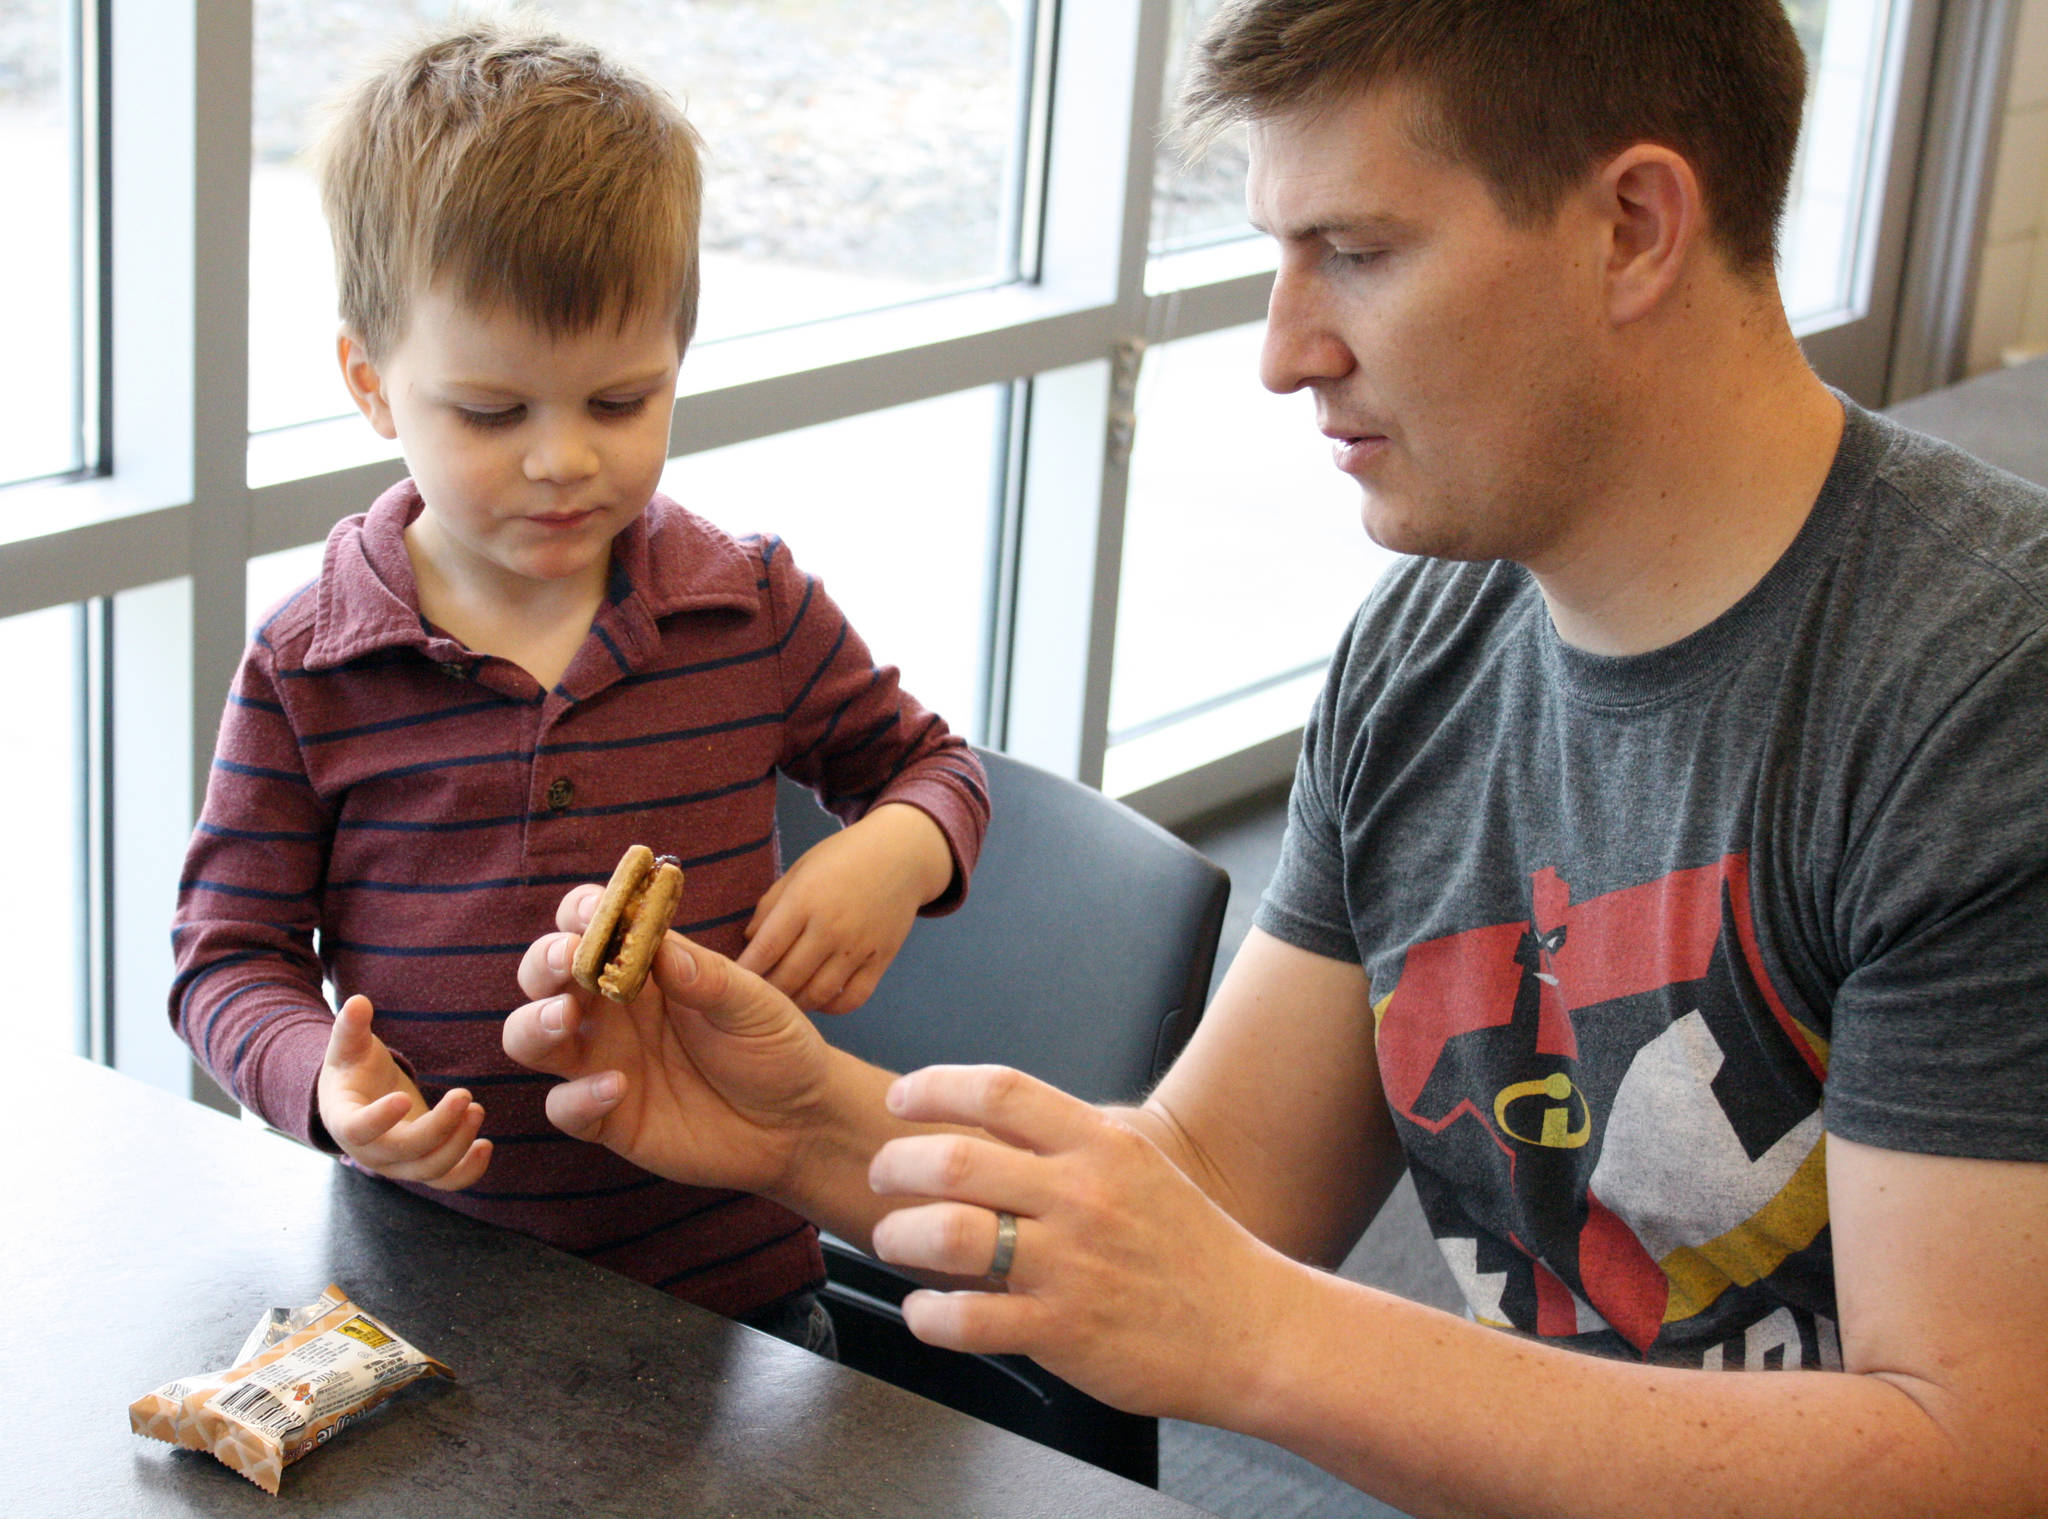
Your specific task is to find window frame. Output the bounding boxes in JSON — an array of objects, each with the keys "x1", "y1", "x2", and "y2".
[{"x1": 0, "y1": 0, "x2": 2002, "y2": 1102}]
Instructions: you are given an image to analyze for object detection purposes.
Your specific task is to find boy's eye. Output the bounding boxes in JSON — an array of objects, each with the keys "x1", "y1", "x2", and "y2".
[
  {"x1": 456, "y1": 406, "x2": 523, "y2": 430},
  {"x1": 591, "y1": 396, "x2": 650, "y2": 419}
]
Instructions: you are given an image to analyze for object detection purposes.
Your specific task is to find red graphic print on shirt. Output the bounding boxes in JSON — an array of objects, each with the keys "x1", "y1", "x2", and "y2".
[{"x1": 1374, "y1": 857, "x2": 1838, "y2": 1367}]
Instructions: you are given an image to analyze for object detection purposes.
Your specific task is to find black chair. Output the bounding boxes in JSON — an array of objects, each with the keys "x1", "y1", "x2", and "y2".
[{"x1": 776, "y1": 746, "x2": 1230, "y2": 1486}]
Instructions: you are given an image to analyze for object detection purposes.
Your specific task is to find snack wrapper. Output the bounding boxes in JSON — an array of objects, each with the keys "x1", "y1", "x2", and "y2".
[{"x1": 130, "y1": 1285, "x2": 452, "y2": 1493}]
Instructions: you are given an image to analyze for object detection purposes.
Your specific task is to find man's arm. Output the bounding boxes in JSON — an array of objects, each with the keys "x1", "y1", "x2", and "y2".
[
  {"x1": 876, "y1": 1073, "x2": 2048, "y2": 1519},
  {"x1": 1220, "y1": 1137, "x2": 2048, "y2": 1519},
  {"x1": 510, "y1": 899, "x2": 2048, "y2": 1515},
  {"x1": 1119, "y1": 926, "x2": 1404, "y2": 1265}
]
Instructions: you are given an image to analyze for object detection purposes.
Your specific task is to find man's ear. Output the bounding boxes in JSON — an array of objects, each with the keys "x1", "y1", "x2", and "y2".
[
  {"x1": 1596, "y1": 144, "x2": 1702, "y2": 327},
  {"x1": 337, "y1": 328, "x2": 398, "y2": 439}
]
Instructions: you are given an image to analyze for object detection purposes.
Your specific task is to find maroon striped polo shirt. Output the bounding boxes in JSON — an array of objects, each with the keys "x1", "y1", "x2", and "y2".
[{"x1": 172, "y1": 481, "x2": 988, "y2": 1316}]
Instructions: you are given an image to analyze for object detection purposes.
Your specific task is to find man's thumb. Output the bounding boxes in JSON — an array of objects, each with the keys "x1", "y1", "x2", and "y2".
[{"x1": 652, "y1": 936, "x2": 796, "y2": 1039}]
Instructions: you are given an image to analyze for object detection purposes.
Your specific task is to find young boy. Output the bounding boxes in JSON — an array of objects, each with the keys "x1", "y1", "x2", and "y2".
[{"x1": 171, "y1": 19, "x2": 988, "y2": 1346}]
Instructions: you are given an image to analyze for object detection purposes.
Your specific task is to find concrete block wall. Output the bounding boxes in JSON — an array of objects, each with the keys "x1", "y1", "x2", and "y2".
[{"x1": 1970, "y1": 0, "x2": 2048, "y2": 372}]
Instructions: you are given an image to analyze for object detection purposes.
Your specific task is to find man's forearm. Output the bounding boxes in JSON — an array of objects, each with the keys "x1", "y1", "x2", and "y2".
[
  {"x1": 1221, "y1": 1264, "x2": 2014, "y2": 1519},
  {"x1": 764, "y1": 1050, "x2": 912, "y2": 1252},
  {"x1": 769, "y1": 1048, "x2": 990, "y2": 1263}
]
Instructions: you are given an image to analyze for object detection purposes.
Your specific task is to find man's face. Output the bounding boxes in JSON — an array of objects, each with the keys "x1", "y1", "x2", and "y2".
[
  {"x1": 342, "y1": 285, "x2": 682, "y2": 597},
  {"x1": 1248, "y1": 84, "x2": 1617, "y2": 565}
]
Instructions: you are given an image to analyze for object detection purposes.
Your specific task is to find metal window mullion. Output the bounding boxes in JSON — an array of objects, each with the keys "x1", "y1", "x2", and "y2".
[
  {"x1": 175, "y1": 0, "x2": 254, "y2": 1113},
  {"x1": 65, "y1": 0, "x2": 88, "y2": 474},
  {"x1": 668, "y1": 296, "x2": 1126, "y2": 453},
  {"x1": 98, "y1": 0, "x2": 252, "y2": 1106},
  {"x1": 1002, "y1": 0, "x2": 1175, "y2": 786},
  {"x1": 79, "y1": 599, "x2": 111, "y2": 1064},
  {"x1": 89, "y1": 0, "x2": 111, "y2": 471},
  {"x1": 187, "y1": 0, "x2": 255, "y2": 813}
]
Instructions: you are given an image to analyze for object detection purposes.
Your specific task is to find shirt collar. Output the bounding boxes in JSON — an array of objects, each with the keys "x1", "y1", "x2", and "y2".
[{"x1": 302, "y1": 480, "x2": 760, "y2": 674}]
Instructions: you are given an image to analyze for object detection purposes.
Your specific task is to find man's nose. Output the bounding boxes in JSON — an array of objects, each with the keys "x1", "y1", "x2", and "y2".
[
  {"x1": 523, "y1": 418, "x2": 601, "y2": 484},
  {"x1": 1259, "y1": 265, "x2": 1353, "y2": 395}
]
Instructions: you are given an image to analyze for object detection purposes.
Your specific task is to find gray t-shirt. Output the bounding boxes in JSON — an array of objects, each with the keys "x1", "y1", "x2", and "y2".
[{"x1": 1258, "y1": 397, "x2": 2048, "y2": 1369}]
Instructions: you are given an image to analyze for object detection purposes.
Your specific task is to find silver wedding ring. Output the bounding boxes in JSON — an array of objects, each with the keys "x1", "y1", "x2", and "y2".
[{"x1": 987, "y1": 1209, "x2": 1018, "y2": 1284}]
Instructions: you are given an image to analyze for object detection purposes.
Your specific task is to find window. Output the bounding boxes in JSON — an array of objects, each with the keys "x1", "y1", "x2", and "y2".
[
  {"x1": 0, "y1": 0, "x2": 1990, "y2": 1100},
  {"x1": 0, "y1": 605, "x2": 88, "y2": 1058},
  {"x1": 1, "y1": 0, "x2": 89, "y2": 484},
  {"x1": 1106, "y1": 0, "x2": 1946, "y2": 815},
  {"x1": 660, "y1": 389, "x2": 1006, "y2": 733},
  {"x1": 1150, "y1": 0, "x2": 1248, "y2": 258},
  {"x1": 1778, "y1": 0, "x2": 1941, "y2": 403},
  {"x1": 249, "y1": 0, "x2": 1035, "y2": 431},
  {"x1": 1104, "y1": 324, "x2": 1388, "y2": 800}
]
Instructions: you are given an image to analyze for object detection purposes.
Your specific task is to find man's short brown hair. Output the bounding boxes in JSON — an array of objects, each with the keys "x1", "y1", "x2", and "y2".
[
  {"x1": 316, "y1": 17, "x2": 704, "y2": 359},
  {"x1": 1180, "y1": 0, "x2": 1808, "y2": 272}
]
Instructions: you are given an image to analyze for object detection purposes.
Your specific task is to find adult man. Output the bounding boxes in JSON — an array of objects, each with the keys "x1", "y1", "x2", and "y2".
[{"x1": 505, "y1": 2, "x2": 2048, "y2": 1512}]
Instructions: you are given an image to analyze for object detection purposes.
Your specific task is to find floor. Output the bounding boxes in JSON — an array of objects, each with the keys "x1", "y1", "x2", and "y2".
[{"x1": 1156, "y1": 788, "x2": 1466, "y2": 1519}]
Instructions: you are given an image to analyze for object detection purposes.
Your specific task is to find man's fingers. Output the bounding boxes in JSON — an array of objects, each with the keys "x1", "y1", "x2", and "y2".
[
  {"x1": 544, "y1": 1070, "x2": 624, "y2": 1141},
  {"x1": 516, "y1": 931, "x2": 583, "y2": 1001},
  {"x1": 503, "y1": 992, "x2": 584, "y2": 1075},
  {"x1": 869, "y1": 1127, "x2": 1052, "y2": 1215},
  {"x1": 886, "y1": 1064, "x2": 1104, "y2": 1156},
  {"x1": 871, "y1": 1199, "x2": 1031, "y2": 1285},
  {"x1": 323, "y1": 994, "x2": 379, "y2": 1070},
  {"x1": 899, "y1": 1285, "x2": 1045, "y2": 1358},
  {"x1": 555, "y1": 883, "x2": 603, "y2": 934},
  {"x1": 647, "y1": 934, "x2": 802, "y2": 1041}
]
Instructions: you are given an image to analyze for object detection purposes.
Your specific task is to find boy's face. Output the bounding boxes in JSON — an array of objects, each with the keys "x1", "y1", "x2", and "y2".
[
  {"x1": 340, "y1": 286, "x2": 681, "y2": 596},
  {"x1": 1248, "y1": 81, "x2": 1619, "y2": 569}
]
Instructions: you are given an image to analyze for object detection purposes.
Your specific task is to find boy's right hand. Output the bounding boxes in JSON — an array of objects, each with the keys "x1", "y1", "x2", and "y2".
[{"x1": 317, "y1": 995, "x2": 492, "y2": 1190}]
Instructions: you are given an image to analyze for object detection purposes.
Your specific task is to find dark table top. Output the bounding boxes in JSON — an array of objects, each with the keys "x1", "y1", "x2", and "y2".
[
  {"x1": 1886, "y1": 356, "x2": 2048, "y2": 489},
  {"x1": 3, "y1": 1055, "x2": 1207, "y2": 1518}
]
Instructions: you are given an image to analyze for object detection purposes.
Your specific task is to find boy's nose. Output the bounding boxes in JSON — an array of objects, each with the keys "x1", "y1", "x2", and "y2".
[{"x1": 523, "y1": 426, "x2": 602, "y2": 484}]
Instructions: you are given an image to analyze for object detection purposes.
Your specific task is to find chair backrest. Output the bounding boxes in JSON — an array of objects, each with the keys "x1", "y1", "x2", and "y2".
[
  {"x1": 776, "y1": 745, "x2": 1231, "y2": 1487},
  {"x1": 776, "y1": 745, "x2": 1229, "y2": 1100}
]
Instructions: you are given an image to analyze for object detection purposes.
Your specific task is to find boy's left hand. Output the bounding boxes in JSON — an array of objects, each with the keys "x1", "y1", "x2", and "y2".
[{"x1": 739, "y1": 802, "x2": 955, "y2": 1014}]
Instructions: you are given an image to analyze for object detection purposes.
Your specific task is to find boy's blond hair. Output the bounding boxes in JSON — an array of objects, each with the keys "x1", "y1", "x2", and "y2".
[{"x1": 316, "y1": 16, "x2": 704, "y2": 359}]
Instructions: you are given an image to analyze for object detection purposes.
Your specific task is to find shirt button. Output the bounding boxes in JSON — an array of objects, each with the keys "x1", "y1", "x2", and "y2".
[{"x1": 544, "y1": 777, "x2": 574, "y2": 812}]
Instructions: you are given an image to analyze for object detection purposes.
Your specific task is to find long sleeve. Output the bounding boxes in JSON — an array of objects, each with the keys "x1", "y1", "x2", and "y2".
[
  {"x1": 170, "y1": 634, "x2": 340, "y2": 1147},
  {"x1": 757, "y1": 535, "x2": 988, "y2": 911}
]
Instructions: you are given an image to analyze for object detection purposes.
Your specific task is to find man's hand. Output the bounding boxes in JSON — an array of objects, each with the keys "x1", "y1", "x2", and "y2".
[
  {"x1": 866, "y1": 1063, "x2": 1306, "y2": 1424},
  {"x1": 317, "y1": 995, "x2": 492, "y2": 1190},
  {"x1": 739, "y1": 802, "x2": 955, "y2": 1013},
  {"x1": 504, "y1": 885, "x2": 843, "y2": 1201}
]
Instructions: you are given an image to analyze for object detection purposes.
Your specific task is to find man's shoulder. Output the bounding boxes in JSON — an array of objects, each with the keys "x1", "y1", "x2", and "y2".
[
  {"x1": 1858, "y1": 407, "x2": 2048, "y2": 610},
  {"x1": 1816, "y1": 409, "x2": 2048, "y2": 698}
]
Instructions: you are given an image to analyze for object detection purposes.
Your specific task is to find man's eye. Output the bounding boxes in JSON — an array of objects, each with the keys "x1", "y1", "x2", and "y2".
[
  {"x1": 1327, "y1": 248, "x2": 1381, "y2": 270},
  {"x1": 457, "y1": 406, "x2": 523, "y2": 430},
  {"x1": 591, "y1": 396, "x2": 649, "y2": 418}
]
